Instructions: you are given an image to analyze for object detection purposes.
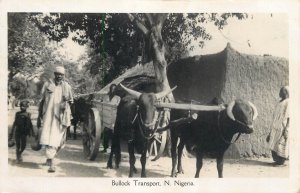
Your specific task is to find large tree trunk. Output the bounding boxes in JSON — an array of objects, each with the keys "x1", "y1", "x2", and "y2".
[
  {"x1": 128, "y1": 14, "x2": 174, "y2": 156},
  {"x1": 128, "y1": 13, "x2": 174, "y2": 102}
]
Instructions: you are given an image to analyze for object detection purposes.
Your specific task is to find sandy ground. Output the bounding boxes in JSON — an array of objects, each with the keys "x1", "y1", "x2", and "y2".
[
  {"x1": 8, "y1": 139, "x2": 289, "y2": 178},
  {"x1": 7, "y1": 107, "x2": 289, "y2": 178}
]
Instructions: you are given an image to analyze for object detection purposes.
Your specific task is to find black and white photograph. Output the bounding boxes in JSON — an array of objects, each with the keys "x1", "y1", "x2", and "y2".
[{"x1": 1, "y1": 1, "x2": 300, "y2": 193}]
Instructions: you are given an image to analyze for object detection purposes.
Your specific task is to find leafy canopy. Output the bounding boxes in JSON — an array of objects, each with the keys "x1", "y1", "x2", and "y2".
[
  {"x1": 8, "y1": 13, "x2": 59, "y2": 80},
  {"x1": 31, "y1": 13, "x2": 247, "y2": 84}
]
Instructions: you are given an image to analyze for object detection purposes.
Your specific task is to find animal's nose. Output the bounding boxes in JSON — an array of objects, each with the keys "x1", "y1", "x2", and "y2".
[
  {"x1": 247, "y1": 124, "x2": 253, "y2": 129},
  {"x1": 246, "y1": 124, "x2": 254, "y2": 133},
  {"x1": 145, "y1": 128, "x2": 154, "y2": 137},
  {"x1": 148, "y1": 125, "x2": 155, "y2": 131}
]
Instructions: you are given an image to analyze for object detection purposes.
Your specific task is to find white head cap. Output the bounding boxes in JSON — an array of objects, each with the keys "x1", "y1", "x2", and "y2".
[{"x1": 55, "y1": 66, "x2": 65, "y2": 75}]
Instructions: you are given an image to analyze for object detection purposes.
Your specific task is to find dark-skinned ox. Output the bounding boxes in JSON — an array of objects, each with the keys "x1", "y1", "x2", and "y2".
[
  {"x1": 107, "y1": 83, "x2": 175, "y2": 178},
  {"x1": 170, "y1": 99, "x2": 258, "y2": 178}
]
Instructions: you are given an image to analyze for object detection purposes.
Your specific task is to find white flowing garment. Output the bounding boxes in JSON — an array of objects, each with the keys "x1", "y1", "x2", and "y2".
[
  {"x1": 268, "y1": 99, "x2": 289, "y2": 158},
  {"x1": 40, "y1": 83, "x2": 66, "y2": 148}
]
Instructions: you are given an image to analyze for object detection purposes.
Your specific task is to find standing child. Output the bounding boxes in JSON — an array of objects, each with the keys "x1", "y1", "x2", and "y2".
[{"x1": 9, "y1": 100, "x2": 35, "y2": 163}]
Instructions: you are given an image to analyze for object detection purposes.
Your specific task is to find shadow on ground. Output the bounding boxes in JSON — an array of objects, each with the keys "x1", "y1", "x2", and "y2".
[
  {"x1": 8, "y1": 158, "x2": 40, "y2": 169},
  {"x1": 226, "y1": 158, "x2": 287, "y2": 167},
  {"x1": 56, "y1": 161, "x2": 170, "y2": 178}
]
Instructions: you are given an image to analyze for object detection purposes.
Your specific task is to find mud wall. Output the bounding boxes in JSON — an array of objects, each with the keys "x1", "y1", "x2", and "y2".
[
  {"x1": 167, "y1": 44, "x2": 288, "y2": 158},
  {"x1": 221, "y1": 45, "x2": 288, "y2": 157},
  {"x1": 168, "y1": 51, "x2": 227, "y2": 104}
]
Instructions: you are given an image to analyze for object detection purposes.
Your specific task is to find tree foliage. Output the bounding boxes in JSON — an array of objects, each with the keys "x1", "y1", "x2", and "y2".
[
  {"x1": 8, "y1": 13, "x2": 89, "y2": 98},
  {"x1": 8, "y1": 13, "x2": 59, "y2": 80},
  {"x1": 30, "y1": 13, "x2": 247, "y2": 85}
]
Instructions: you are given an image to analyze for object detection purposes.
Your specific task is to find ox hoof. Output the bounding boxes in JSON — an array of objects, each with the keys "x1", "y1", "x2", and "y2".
[
  {"x1": 106, "y1": 164, "x2": 113, "y2": 169},
  {"x1": 177, "y1": 170, "x2": 184, "y2": 174},
  {"x1": 170, "y1": 174, "x2": 177, "y2": 178},
  {"x1": 115, "y1": 162, "x2": 120, "y2": 169},
  {"x1": 133, "y1": 167, "x2": 138, "y2": 173}
]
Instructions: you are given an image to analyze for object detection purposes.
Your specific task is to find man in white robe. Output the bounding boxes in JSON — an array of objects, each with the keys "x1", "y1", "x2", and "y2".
[
  {"x1": 266, "y1": 86, "x2": 289, "y2": 166},
  {"x1": 38, "y1": 66, "x2": 73, "y2": 172}
]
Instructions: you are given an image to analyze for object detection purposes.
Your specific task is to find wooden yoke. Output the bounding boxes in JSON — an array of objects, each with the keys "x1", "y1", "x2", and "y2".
[
  {"x1": 155, "y1": 102, "x2": 226, "y2": 112},
  {"x1": 155, "y1": 102, "x2": 225, "y2": 132}
]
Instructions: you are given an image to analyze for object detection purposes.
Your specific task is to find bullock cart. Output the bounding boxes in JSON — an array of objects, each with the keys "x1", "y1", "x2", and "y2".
[
  {"x1": 79, "y1": 94, "x2": 118, "y2": 160},
  {"x1": 82, "y1": 95, "x2": 169, "y2": 161},
  {"x1": 79, "y1": 92, "x2": 225, "y2": 161}
]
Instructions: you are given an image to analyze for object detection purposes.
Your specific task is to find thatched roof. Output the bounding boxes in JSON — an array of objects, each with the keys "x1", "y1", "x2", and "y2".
[
  {"x1": 78, "y1": 62, "x2": 155, "y2": 100},
  {"x1": 98, "y1": 62, "x2": 155, "y2": 94}
]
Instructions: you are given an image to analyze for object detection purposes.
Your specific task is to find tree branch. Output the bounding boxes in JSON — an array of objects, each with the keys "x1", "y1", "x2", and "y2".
[
  {"x1": 127, "y1": 13, "x2": 149, "y2": 35},
  {"x1": 145, "y1": 13, "x2": 154, "y2": 26},
  {"x1": 157, "y1": 14, "x2": 168, "y2": 26}
]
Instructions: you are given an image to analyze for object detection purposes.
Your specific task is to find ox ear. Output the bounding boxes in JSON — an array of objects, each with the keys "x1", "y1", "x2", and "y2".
[
  {"x1": 155, "y1": 86, "x2": 177, "y2": 99},
  {"x1": 120, "y1": 83, "x2": 141, "y2": 99},
  {"x1": 226, "y1": 101, "x2": 236, "y2": 121},
  {"x1": 248, "y1": 101, "x2": 258, "y2": 120}
]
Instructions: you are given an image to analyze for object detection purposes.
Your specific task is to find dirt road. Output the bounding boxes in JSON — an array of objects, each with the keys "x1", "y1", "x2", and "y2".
[
  {"x1": 7, "y1": 107, "x2": 288, "y2": 178},
  {"x1": 7, "y1": 138, "x2": 289, "y2": 178}
]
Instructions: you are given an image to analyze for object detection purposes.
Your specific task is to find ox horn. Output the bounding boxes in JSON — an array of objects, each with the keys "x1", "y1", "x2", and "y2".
[
  {"x1": 120, "y1": 83, "x2": 142, "y2": 99},
  {"x1": 248, "y1": 101, "x2": 258, "y2": 120},
  {"x1": 155, "y1": 86, "x2": 177, "y2": 99},
  {"x1": 226, "y1": 101, "x2": 236, "y2": 121}
]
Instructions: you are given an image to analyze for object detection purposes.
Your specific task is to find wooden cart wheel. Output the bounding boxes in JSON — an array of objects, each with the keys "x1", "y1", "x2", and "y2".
[
  {"x1": 147, "y1": 130, "x2": 167, "y2": 161},
  {"x1": 82, "y1": 108, "x2": 102, "y2": 161}
]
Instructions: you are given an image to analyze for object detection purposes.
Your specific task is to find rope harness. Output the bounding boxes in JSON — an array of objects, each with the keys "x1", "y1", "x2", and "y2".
[{"x1": 132, "y1": 105, "x2": 167, "y2": 140}]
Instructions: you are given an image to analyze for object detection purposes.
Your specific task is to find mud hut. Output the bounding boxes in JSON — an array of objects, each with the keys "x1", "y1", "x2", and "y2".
[
  {"x1": 167, "y1": 43, "x2": 288, "y2": 157},
  {"x1": 99, "y1": 43, "x2": 288, "y2": 158}
]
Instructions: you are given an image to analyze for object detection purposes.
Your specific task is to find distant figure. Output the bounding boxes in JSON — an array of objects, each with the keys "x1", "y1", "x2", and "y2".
[
  {"x1": 266, "y1": 86, "x2": 289, "y2": 166},
  {"x1": 9, "y1": 100, "x2": 34, "y2": 163},
  {"x1": 8, "y1": 94, "x2": 15, "y2": 110},
  {"x1": 247, "y1": 40, "x2": 251, "y2": 47},
  {"x1": 11, "y1": 95, "x2": 16, "y2": 109},
  {"x1": 37, "y1": 66, "x2": 73, "y2": 172},
  {"x1": 8, "y1": 95, "x2": 12, "y2": 110}
]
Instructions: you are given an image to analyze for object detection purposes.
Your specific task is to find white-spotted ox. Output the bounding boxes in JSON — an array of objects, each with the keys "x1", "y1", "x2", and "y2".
[
  {"x1": 107, "y1": 84, "x2": 174, "y2": 177},
  {"x1": 170, "y1": 99, "x2": 258, "y2": 178}
]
